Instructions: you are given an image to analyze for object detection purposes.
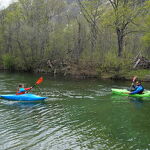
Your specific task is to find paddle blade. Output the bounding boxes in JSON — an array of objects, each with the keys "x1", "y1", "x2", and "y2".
[{"x1": 36, "y1": 77, "x2": 43, "y2": 85}]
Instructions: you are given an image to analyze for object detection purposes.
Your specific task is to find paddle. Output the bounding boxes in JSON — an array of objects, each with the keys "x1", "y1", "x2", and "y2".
[
  {"x1": 130, "y1": 76, "x2": 137, "y2": 91},
  {"x1": 27, "y1": 77, "x2": 43, "y2": 93}
]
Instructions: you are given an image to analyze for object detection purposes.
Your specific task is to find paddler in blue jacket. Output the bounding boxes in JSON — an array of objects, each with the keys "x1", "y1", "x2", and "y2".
[{"x1": 129, "y1": 80, "x2": 144, "y2": 94}]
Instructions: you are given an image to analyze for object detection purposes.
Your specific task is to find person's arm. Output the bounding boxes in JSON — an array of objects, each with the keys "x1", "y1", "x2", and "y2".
[
  {"x1": 25, "y1": 87, "x2": 32, "y2": 91},
  {"x1": 130, "y1": 86, "x2": 143, "y2": 94}
]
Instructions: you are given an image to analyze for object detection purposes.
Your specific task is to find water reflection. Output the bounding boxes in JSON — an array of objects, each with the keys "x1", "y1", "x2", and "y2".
[
  {"x1": 0, "y1": 100, "x2": 46, "y2": 109},
  {"x1": 128, "y1": 97, "x2": 144, "y2": 109}
]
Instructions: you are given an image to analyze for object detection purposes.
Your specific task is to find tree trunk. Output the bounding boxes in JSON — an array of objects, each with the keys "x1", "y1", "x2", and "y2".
[
  {"x1": 116, "y1": 28, "x2": 124, "y2": 57},
  {"x1": 72, "y1": 20, "x2": 83, "y2": 61}
]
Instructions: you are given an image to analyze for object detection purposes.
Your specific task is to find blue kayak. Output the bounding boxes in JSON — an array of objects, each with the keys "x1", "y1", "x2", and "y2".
[{"x1": 0, "y1": 94, "x2": 47, "y2": 101}]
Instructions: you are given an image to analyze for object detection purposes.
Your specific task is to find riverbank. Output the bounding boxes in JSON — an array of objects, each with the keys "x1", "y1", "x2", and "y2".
[
  {"x1": 101, "y1": 69, "x2": 150, "y2": 81},
  {"x1": 68, "y1": 69, "x2": 150, "y2": 81},
  {"x1": 36, "y1": 66, "x2": 150, "y2": 82},
  {"x1": 1, "y1": 62, "x2": 150, "y2": 81}
]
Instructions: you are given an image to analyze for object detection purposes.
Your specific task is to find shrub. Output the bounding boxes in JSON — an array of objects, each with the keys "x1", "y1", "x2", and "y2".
[
  {"x1": 2, "y1": 53, "x2": 16, "y2": 71},
  {"x1": 97, "y1": 51, "x2": 132, "y2": 76}
]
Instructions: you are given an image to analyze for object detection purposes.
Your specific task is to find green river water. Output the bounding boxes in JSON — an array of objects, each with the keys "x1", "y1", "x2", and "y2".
[{"x1": 0, "y1": 72, "x2": 150, "y2": 150}]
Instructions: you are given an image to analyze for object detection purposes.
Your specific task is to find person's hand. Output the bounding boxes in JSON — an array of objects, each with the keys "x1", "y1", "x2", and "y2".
[
  {"x1": 132, "y1": 76, "x2": 137, "y2": 82},
  {"x1": 124, "y1": 92, "x2": 130, "y2": 94}
]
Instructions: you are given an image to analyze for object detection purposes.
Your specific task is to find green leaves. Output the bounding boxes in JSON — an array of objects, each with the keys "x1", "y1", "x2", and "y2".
[
  {"x1": 0, "y1": 0, "x2": 149, "y2": 74},
  {"x1": 141, "y1": 1, "x2": 150, "y2": 47},
  {"x1": 2, "y1": 53, "x2": 16, "y2": 70}
]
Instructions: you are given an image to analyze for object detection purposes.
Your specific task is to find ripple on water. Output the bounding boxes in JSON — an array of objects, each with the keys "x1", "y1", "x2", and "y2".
[{"x1": 0, "y1": 74, "x2": 149, "y2": 150}]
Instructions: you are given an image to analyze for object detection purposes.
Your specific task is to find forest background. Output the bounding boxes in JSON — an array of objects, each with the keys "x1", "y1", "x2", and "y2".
[{"x1": 0, "y1": 0, "x2": 150, "y2": 80}]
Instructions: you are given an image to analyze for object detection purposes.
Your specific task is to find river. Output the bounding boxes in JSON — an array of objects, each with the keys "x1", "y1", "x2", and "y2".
[{"x1": 0, "y1": 72, "x2": 150, "y2": 150}]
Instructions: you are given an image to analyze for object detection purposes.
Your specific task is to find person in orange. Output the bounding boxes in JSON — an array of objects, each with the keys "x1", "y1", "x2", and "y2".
[{"x1": 16, "y1": 84, "x2": 32, "y2": 95}]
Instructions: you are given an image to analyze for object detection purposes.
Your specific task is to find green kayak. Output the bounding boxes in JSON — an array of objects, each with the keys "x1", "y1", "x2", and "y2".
[{"x1": 112, "y1": 89, "x2": 150, "y2": 97}]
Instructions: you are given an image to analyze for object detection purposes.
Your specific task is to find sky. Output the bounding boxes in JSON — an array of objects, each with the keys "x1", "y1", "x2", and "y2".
[{"x1": 0, "y1": 0, "x2": 16, "y2": 9}]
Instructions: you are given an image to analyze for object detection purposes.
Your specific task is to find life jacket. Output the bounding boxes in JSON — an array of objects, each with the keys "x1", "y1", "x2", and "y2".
[
  {"x1": 135, "y1": 85, "x2": 144, "y2": 94},
  {"x1": 16, "y1": 87, "x2": 31, "y2": 95}
]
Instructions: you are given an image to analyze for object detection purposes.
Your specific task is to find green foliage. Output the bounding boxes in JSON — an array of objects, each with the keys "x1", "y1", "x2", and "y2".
[
  {"x1": 14, "y1": 57, "x2": 27, "y2": 71},
  {"x1": 0, "y1": 0, "x2": 149, "y2": 77},
  {"x1": 141, "y1": 2, "x2": 150, "y2": 48},
  {"x1": 126, "y1": 69, "x2": 150, "y2": 79},
  {"x1": 142, "y1": 33, "x2": 150, "y2": 47},
  {"x1": 2, "y1": 54, "x2": 16, "y2": 70},
  {"x1": 97, "y1": 51, "x2": 131, "y2": 76}
]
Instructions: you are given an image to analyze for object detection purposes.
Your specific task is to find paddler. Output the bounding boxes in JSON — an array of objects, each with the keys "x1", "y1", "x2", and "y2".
[
  {"x1": 127, "y1": 80, "x2": 144, "y2": 95},
  {"x1": 16, "y1": 84, "x2": 32, "y2": 95}
]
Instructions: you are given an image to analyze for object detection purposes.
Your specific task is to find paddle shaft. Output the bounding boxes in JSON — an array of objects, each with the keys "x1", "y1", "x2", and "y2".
[
  {"x1": 26, "y1": 77, "x2": 43, "y2": 93},
  {"x1": 130, "y1": 76, "x2": 137, "y2": 91}
]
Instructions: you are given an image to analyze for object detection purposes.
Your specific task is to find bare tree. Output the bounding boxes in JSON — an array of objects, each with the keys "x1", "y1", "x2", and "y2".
[
  {"x1": 108, "y1": 0, "x2": 145, "y2": 57},
  {"x1": 77, "y1": 0, "x2": 104, "y2": 52}
]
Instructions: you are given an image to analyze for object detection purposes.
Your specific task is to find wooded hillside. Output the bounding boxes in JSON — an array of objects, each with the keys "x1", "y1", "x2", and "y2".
[{"x1": 0, "y1": 0, "x2": 150, "y2": 79}]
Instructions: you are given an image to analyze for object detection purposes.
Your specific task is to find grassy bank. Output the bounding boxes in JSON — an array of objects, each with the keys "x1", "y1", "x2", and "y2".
[{"x1": 99, "y1": 69, "x2": 150, "y2": 81}]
